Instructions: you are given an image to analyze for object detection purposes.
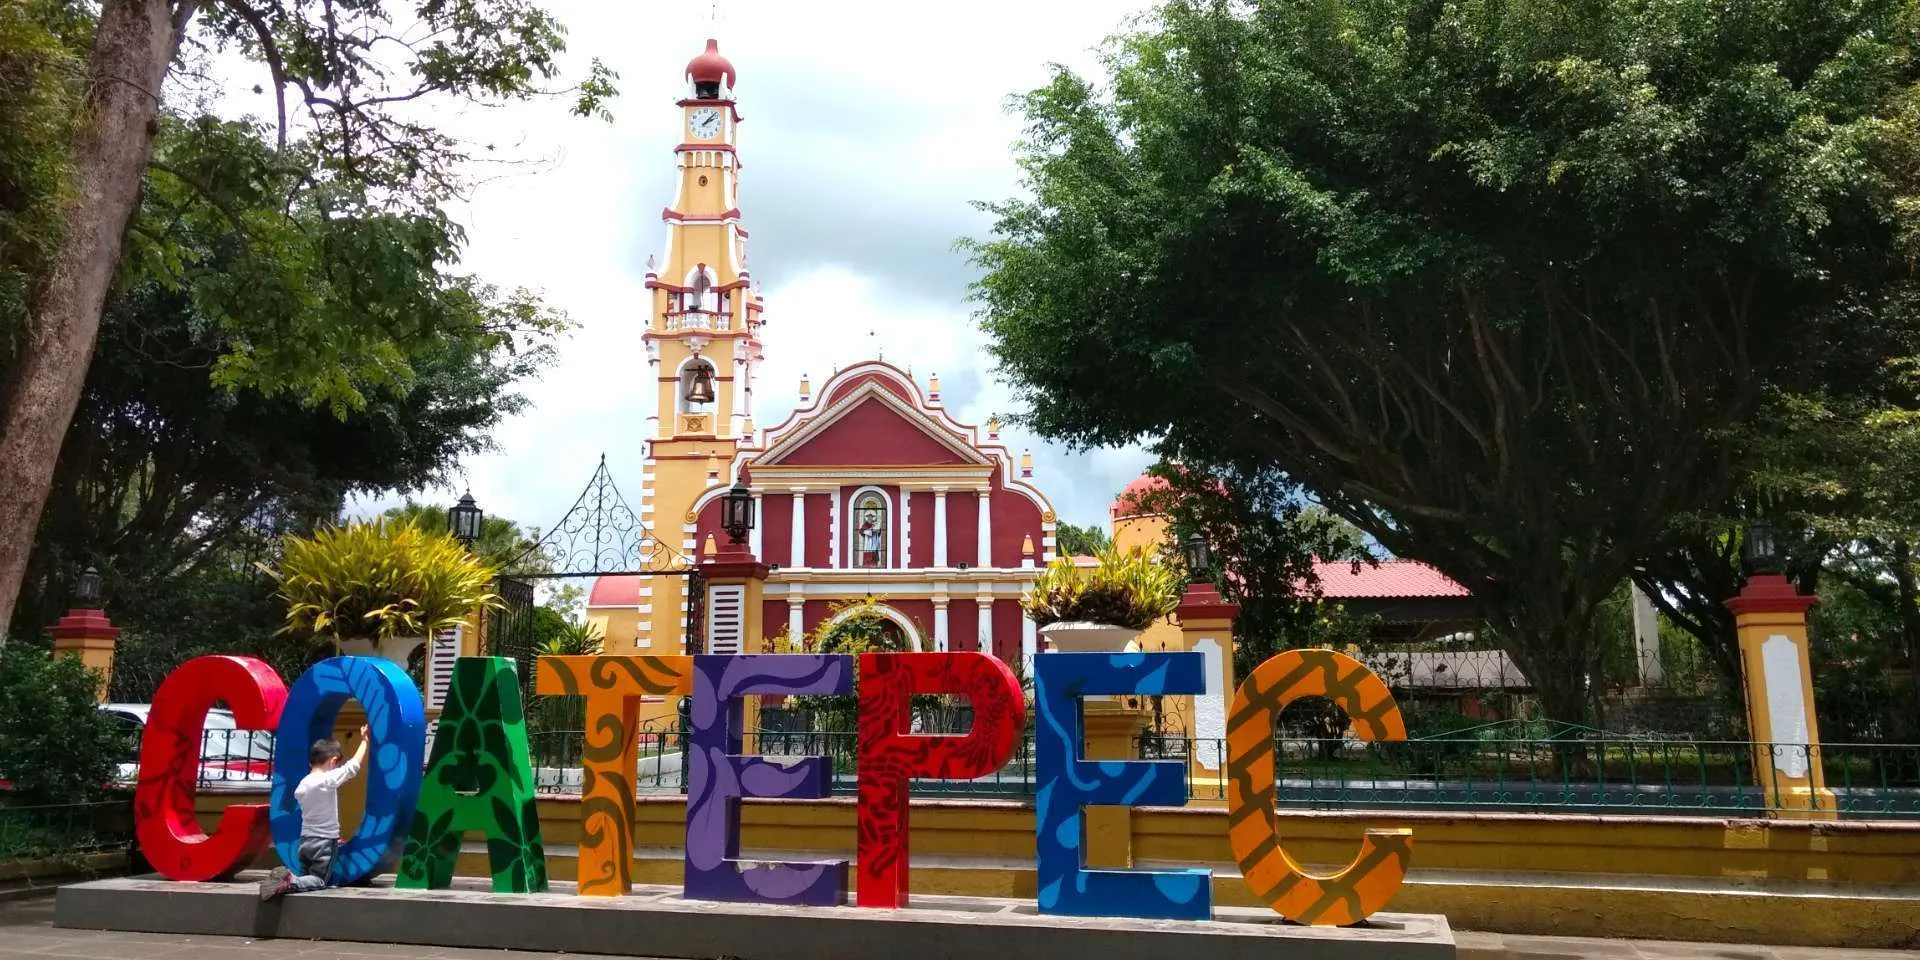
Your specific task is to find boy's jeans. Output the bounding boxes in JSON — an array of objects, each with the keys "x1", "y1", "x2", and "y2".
[{"x1": 288, "y1": 836, "x2": 338, "y2": 893}]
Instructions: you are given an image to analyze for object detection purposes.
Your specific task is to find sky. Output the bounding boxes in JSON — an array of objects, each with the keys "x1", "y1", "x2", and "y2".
[{"x1": 335, "y1": 0, "x2": 1162, "y2": 542}]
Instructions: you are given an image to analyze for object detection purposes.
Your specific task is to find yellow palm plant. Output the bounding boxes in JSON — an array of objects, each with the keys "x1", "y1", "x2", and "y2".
[
  {"x1": 1022, "y1": 545, "x2": 1183, "y2": 630},
  {"x1": 263, "y1": 520, "x2": 505, "y2": 644}
]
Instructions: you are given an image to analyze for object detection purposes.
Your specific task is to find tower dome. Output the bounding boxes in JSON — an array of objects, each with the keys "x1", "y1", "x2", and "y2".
[{"x1": 685, "y1": 39, "x2": 737, "y2": 96}]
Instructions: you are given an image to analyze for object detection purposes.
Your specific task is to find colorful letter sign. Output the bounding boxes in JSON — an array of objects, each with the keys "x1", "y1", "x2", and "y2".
[
  {"x1": 1226, "y1": 649, "x2": 1411, "y2": 926},
  {"x1": 271, "y1": 656, "x2": 426, "y2": 887},
  {"x1": 399, "y1": 657, "x2": 547, "y2": 893},
  {"x1": 135, "y1": 655, "x2": 287, "y2": 881},
  {"x1": 1032, "y1": 651, "x2": 1210, "y2": 920},
  {"x1": 535, "y1": 654, "x2": 694, "y2": 896},
  {"x1": 685, "y1": 654, "x2": 851, "y2": 906},
  {"x1": 855, "y1": 652, "x2": 1023, "y2": 908}
]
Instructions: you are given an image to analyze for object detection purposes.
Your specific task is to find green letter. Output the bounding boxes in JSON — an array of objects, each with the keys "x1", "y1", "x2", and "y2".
[{"x1": 397, "y1": 656, "x2": 547, "y2": 892}]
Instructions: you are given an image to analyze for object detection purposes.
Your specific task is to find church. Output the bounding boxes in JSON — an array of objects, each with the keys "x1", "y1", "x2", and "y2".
[{"x1": 583, "y1": 40, "x2": 1061, "y2": 679}]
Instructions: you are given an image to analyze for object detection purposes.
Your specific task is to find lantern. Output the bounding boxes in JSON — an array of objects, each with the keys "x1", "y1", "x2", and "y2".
[
  {"x1": 449, "y1": 492, "x2": 484, "y2": 549},
  {"x1": 1182, "y1": 533, "x2": 1214, "y2": 583},
  {"x1": 1743, "y1": 518, "x2": 1779, "y2": 575},
  {"x1": 75, "y1": 566, "x2": 103, "y2": 607},
  {"x1": 722, "y1": 482, "x2": 755, "y2": 545}
]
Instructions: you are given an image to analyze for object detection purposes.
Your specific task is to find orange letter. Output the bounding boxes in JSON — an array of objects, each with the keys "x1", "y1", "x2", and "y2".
[
  {"x1": 535, "y1": 655, "x2": 693, "y2": 896},
  {"x1": 1226, "y1": 650, "x2": 1410, "y2": 925}
]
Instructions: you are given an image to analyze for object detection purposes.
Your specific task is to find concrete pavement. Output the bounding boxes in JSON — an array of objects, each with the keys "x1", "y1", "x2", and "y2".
[{"x1": 6, "y1": 893, "x2": 1916, "y2": 960}]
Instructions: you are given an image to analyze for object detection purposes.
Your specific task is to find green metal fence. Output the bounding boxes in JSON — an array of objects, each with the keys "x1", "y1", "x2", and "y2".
[{"x1": 526, "y1": 724, "x2": 1920, "y2": 819}]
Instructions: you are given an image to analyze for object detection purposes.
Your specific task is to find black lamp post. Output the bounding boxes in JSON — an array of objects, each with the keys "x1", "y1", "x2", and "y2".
[
  {"x1": 1182, "y1": 533, "x2": 1214, "y2": 584},
  {"x1": 75, "y1": 566, "x2": 103, "y2": 607},
  {"x1": 449, "y1": 492, "x2": 484, "y2": 549},
  {"x1": 1743, "y1": 518, "x2": 1780, "y2": 576},
  {"x1": 721, "y1": 482, "x2": 755, "y2": 545}
]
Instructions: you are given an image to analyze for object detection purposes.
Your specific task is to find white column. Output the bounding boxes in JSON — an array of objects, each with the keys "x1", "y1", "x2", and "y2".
[
  {"x1": 933, "y1": 491, "x2": 949, "y2": 567},
  {"x1": 788, "y1": 598, "x2": 804, "y2": 647},
  {"x1": 900, "y1": 490, "x2": 913, "y2": 568},
  {"x1": 1022, "y1": 617, "x2": 1037, "y2": 677},
  {"x1": 828, "y1": 487, "x2": 840, "y2": 569},
  {"x1": 977, "y1": 489, "x2": 992, "y2": 569},
  {"x1": 977, "y1": 589, "x2": 995, "y2": 657},
  {"x1": 933, "y1": 600, "x2": 950, "y2": 653},
  {"x1": 790, "y1": 489, "x2": 807, "y2": 569},
  {"x1": 1632, "y1": 584, "x2": 1665, "y2": 685},
  {"x1": 750, "y1": 493, "x2": 764, "y2": 560}
]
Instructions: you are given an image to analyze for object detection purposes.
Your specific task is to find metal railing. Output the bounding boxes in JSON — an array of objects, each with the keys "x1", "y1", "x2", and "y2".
[
  {"x1": 112, "y1": 722, "x2": 1920, "y2": 819},
  {"x1": 519, "y1": 725, "x2": 1920, "y2": 819}
]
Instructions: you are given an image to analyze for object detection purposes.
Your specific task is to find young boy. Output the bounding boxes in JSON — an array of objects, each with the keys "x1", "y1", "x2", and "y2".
[{"x1": 260, "y1": 724, "x2": 368, "y2": 899}]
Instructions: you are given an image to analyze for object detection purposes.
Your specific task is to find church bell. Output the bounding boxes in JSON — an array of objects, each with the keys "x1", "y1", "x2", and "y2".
[{"x1": 684, "y1": 363, "x2": 717, "y2": 405}]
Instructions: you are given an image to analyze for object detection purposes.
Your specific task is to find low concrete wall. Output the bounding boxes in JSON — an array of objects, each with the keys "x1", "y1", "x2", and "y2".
[{"x1": 192, "y1": 791, "x2": 1920, "y2": 948}]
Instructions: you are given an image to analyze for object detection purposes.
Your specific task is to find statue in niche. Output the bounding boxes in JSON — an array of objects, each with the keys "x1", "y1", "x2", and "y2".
[{"x1": 854, "y1": 494, "x2": 886, "y2": 568}]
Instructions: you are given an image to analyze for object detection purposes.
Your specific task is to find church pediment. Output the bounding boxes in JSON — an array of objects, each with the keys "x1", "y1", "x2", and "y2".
[{"x1": 756, "y1": 377, "x2": 992, "y2": 470}]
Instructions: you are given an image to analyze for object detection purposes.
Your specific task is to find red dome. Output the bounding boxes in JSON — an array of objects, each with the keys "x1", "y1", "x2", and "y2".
[
  {"x1": 686, "y1": 39, "x2": 737, "y2": 90},
  {"x1": 1111, "y1": 474, "x2": 1170, "y2": 518}
]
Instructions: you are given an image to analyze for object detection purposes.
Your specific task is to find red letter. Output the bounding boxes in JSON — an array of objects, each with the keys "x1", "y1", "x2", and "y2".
[
  {"x1": 135, "y1": 655, "x2": 287, "y2": 881},
  {"x1": 855, "y1": 652, "x2": 1022, "y2": 908}
]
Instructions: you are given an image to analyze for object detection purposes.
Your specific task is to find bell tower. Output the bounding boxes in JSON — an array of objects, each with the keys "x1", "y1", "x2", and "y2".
[{"x1": 637, "y1": 38, "x2": 764, "y2": 646}]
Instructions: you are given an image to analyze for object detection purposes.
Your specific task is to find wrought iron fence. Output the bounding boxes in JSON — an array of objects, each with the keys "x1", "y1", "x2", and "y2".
[{"x1": 515, "y1": 723, "x2": 1920, "y2": 819}]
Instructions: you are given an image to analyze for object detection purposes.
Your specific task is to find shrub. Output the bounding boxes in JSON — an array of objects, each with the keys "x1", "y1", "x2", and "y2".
[
  {"x1": 263, "y1": 519, "x2": 504, "y2": 644},
  {"x1": 0, "y1": 647, "x2": 126, "y2": 805},
  {"x1": 1021, "y1": 546, "x2": 1183, "y2": 630}
]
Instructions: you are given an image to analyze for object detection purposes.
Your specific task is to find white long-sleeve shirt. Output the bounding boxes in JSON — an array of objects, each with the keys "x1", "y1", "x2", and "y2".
[{"x1": 293, "y1": 756, "x2": 362, "y2": 839}]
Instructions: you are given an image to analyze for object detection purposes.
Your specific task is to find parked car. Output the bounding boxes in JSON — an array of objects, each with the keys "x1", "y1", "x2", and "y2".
[{"x1": 98, "y1": 703, "x2": 276, "y2": 792}]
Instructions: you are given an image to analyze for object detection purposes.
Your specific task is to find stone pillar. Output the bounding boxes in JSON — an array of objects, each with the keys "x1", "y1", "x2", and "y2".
[
  {"x1": 790, "y1": 488, "x2": 807, "y2": 569},
  {"x1": 933, "y1": 491, "x2": 948, "y2": 567},
  {"x1": 49, "y1": 607, "x2": 121, "y2": 702},
  {"x1": 1176, "y1": 580, "x2": 1240, "y2": 778},
  {"x1": 977, "y1": 489, "x2": 992, "y2": 568},
  {"x1": 1726, "y1": 574, "x2": 1837, "y2": 820},
  {"x1": 933, "y1": 598, "x2": 950, "y2": 653}
]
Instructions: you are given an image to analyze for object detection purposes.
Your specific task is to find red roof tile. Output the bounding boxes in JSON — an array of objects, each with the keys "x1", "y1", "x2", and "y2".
[{"x1": 1306, "y1": 559, "x2": 1469, "y2": 599}]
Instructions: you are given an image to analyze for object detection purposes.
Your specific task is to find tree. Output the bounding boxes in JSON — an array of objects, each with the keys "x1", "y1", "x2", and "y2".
[
  {"x1": 969, "y1": 0, "x2": 1920, "y2": 724},
  {"x1": 0, "y1": 644, "x2": 125, "y2": 804},
  {"x1": 382, "y1": 500, "x2": 544, "y2": 576},
  {"x1": 1054, "y1": 521, "x2": 1110, "y2": 556},
  {"x1": 0, "y1": 0, "x2": 615, "y2": 647}
]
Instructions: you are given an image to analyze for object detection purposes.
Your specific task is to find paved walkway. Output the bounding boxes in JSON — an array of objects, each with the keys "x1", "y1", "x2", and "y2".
[{"x1": 4, "y1": 894, "x2": 1914, "y2": 960}]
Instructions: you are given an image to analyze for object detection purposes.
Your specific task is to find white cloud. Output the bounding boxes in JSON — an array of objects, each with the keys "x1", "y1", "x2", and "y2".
[{"x1": 342, "y1": 0, "x2": 1156, "y2": 539}]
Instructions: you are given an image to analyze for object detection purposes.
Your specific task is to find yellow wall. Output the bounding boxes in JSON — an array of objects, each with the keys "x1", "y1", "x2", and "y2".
[{"x1": 195, "y1": 792, "x2": 1920, "y2": 948}]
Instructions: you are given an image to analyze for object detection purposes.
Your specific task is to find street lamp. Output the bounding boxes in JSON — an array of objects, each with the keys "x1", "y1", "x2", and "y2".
[
  {"x1": 449, "y1": 492, "x2": 484, "y2": 549},
  {"x1": 1743, "y1": 518, "x2": 1779, "y2": 576},
  {"x1": 1182, "y1": 533, "x2": 1214, "y2": 583},
  {"x1": 721, "y1": 482, "x2": 755, "y2": 545},
  {"x1": 75, "y1": 566, "x2": 103, "y2": 607}
]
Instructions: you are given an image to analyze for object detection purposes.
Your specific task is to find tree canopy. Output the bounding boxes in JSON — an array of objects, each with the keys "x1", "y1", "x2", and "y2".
[{"x1": 970, "y1": 0, "x2": 1920, "y2": 723}]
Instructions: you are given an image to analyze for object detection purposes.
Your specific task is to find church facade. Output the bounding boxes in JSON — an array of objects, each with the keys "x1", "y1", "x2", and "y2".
[{"x1": 585, "y1": 41, "x2": 1059, "y2": 679}]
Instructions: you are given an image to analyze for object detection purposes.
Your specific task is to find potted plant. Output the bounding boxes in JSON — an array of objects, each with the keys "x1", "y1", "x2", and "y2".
[
  {"x1": 264, "y1": 520, "x2": 505, "y2": 669},
  {"x1": 1023, "y1": 545, "x2": 1183, "y2": 653}
]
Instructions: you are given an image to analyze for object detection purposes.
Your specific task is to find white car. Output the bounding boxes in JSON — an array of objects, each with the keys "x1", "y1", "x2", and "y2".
[{"x1": 100, "y1": 703, "x2": 276, "y2": 792}]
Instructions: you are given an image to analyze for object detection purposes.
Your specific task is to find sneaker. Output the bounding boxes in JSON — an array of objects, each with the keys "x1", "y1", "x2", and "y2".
[{"x1": 258, "y1": 867, "x2": 291, "y2": 901}]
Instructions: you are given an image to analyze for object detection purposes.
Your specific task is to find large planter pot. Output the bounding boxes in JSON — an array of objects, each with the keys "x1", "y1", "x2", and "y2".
[
  {"x1": 1038, "y1": 621, "x2": 1143, "y2": 654},
  {"x1": 337, "y1": 635, "x2": 425, "y2": 666}
]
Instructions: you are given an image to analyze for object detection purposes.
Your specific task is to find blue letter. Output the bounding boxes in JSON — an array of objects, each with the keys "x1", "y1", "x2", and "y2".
[
  {"x1": 271, "y1": 656, "x2": 426, "y2": 885},
  {"x1": 1033, "y1": 651, "x2": 1210, "y2": 920}
]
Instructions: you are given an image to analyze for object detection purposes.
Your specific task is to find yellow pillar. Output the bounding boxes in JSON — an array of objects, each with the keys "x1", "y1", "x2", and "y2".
[
  {"x1": 1175, "y1": 580, "x2": 1240, "y2": 783},
  {"x1": 49, "y1": 608, "x2": 121, "y2": 702},
  {"x1": 1726, "y1": 573, "x2": 1837, "y2": 820},
  {"x1": 1081, "y1": 701, "x2": 1149, "y2": 869}
]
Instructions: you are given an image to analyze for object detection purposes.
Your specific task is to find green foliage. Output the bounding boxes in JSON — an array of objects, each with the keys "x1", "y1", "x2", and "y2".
[
  {"x1": 969, "y1": 0, "x2": 1920, "y2": 723},
  {"x1": 780, "y1": 598, "x2": 933, "y2": 734},
  {"x1": 265, "y1": 520, "x2": 504, "y2": 643},
  {"x1": 0, "y1": 646, "x2": 124, "y2": 804},
  {"x1": 383, "y1": 500, "x2": 544, "y2": 576},
  {"x1": 0, "y1": 0, "x2": 82, "y2": 356},
  {"x1": 1021, "y1": 545, "x2": 1183, "y2": 630},
  {"x1": 1053, "y1": 521, "x2": 1111, "y2": 557}
]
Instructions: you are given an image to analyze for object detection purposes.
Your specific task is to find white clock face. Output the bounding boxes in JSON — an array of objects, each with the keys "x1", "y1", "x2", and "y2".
[{"x1": 689, "y1": 107, "x2": 722, "y2": 140}]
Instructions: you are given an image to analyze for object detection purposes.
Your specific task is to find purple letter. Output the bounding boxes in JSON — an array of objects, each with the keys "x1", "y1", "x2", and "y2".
[{"x1": 685, "y1": 654, "x2": 851, "y2": 905}]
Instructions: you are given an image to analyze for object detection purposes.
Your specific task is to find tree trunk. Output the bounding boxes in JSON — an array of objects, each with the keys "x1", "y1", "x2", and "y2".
[
  {"x1": 0, "y1": 0, "x2": 182, "y2": 649},
  {"x1": 1894, "y1": 541, "x2": 1920, "y2": 732}
]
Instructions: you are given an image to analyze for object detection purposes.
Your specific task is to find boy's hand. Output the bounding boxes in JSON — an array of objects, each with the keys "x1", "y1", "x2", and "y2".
[{"x1": 357, "y1": 724, "x2": 370, "y2": 740}]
